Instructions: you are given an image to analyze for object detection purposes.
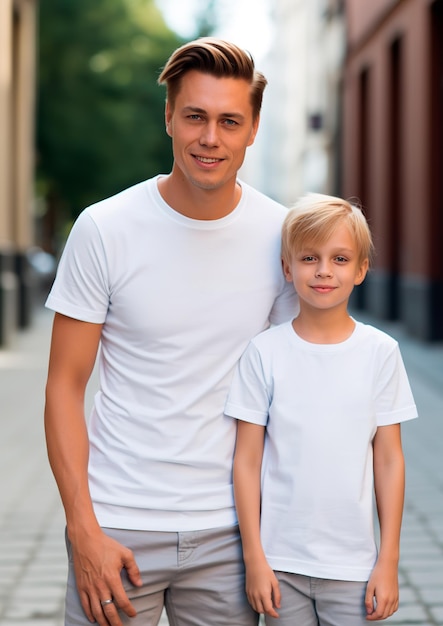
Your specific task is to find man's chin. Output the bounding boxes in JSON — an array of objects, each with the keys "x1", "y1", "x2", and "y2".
[{"x1": 188, "y1": 176, "x2": 226, "y2": 192}]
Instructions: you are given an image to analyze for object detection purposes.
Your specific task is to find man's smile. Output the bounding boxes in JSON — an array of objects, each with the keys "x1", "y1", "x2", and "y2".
[{"x1": 194, "y1": 155, "x2": 223, "y2": 164}]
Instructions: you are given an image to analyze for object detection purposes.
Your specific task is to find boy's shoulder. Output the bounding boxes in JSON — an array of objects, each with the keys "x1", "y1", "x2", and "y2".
[
  {"x1": 354, "y1": 320, "x2": 399, "y2": 349},
  {"x1": 249, "y1": 321, "x2": 293, "y2": 350},
  {"x1": 249, "y1": 320, "x2": 400, "y2": 355}
]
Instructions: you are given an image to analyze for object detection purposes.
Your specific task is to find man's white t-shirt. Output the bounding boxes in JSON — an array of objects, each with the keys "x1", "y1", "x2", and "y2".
[
  {"x1": 225, "y1": 320, "x2": 417, "y2": 582},
  {"x1": 45, "y1": 175, "x2": 297, "y2": 532}
]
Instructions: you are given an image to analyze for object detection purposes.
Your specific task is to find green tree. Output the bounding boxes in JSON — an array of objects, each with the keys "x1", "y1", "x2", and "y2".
[
  {"x1": 36, "y1": 0, "x2": 184, "y2": 251},
  {"x1": 195, "y1": 0, "x2": 217, "y2": 37}
]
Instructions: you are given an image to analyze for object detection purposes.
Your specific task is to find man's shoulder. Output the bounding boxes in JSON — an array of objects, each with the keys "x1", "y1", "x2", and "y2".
[
  {"x1": 239, "y1": 179, "x2": 288, "y2": 216},
  {"x1": 84, "y1": 176, "x2": 157, "y2": 218}
]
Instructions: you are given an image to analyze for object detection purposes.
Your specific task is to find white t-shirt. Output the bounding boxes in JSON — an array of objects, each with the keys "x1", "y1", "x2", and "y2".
[
  {"x1": 46, "y1": 175, "x2": 297, "y2": 532},
  {"x1": 225, "y1": 320, "x2": 417, "y2": 581}
]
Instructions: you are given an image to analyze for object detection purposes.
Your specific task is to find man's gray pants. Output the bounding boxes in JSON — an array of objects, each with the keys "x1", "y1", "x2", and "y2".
[{"x1": 65, "y1": 524, "x2": 259, "y2": 626}]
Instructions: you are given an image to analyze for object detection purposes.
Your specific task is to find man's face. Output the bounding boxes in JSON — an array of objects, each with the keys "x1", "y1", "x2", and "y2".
[{"x1": 165, "y1": 70, "x2": 259, "y2": 192}]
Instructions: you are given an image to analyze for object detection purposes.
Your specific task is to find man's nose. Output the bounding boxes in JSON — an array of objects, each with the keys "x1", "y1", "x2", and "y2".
[{"x1": 199, "y1": 122, "x2": 220, "y2": 147}]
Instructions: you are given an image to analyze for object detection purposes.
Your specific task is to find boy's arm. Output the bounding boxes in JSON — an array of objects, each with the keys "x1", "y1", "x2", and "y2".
[
  {"x1": 233, "y1": 420, "x2": 280, "y2": 618},
  {"x1": 45, "y1": 313, "x2": 142, "y2": 626},
  {"x1": 366, "y1": 423, "x2": 405, "y2": 621}
]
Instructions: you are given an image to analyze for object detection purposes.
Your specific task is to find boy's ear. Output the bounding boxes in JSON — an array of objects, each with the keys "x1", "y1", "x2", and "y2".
[
  {"x1": 355, "y1": 258, "x2": 369, "y2": 286},
  {"x1": 282, "y1": 258, "x2": 293, "y2": 282}
]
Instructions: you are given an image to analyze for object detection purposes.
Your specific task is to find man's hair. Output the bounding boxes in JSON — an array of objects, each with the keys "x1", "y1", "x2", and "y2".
[
  {"x1": 281, "y1": 193, "x2": 374, "y2": 266},
  {"x1": 157, "y1": 37, "x2": 267, "y2": 119}
]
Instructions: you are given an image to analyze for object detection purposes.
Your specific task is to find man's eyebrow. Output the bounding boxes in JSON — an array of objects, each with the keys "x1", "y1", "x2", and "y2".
[{"x1": 181, "y1": 106, "x2": 245, "y2": 120}]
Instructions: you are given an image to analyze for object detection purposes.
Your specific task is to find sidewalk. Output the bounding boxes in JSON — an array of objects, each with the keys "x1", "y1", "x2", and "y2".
[
  {"x1": 0, "y1": 306, "x2": 442, "y2": 625},
  {"x1": 0, "y1": 307, "x2": 66, "y2": 625}
]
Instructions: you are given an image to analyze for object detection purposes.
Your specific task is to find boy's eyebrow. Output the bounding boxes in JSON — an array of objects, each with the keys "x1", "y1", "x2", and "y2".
[
  {"x1": 298, "y1": 246, "x2": 356, "y2": 255},
  {"x1": 331, "y1": 248, "x2": 355, "y2": 254}
]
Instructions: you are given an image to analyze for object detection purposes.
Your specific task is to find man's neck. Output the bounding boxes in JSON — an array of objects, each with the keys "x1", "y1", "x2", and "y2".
[{"x1": 157, "y1": 171, "x2": 242, "y2": 220}]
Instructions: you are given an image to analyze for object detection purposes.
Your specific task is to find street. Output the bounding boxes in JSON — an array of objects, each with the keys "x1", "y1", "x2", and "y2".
[{"x1": 0, "y1": 306, "x2": 442, "y2": 625}]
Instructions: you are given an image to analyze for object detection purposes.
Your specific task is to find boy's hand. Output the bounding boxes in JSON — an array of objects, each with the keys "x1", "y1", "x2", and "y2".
[
  {"x1": 365, "y1": 560, "x2": 399, "y2": 621},
  {"x1": 245, "y1": 559, "x2": 281, "y2": 618}
]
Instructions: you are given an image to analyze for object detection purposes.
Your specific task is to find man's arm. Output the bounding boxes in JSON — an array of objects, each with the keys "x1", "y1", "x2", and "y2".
[
  {"x1": 233, "y1": 420, "x2": 280, "y2": 618},
  {"x1": 365, "y1": 423, "x2": 405, "y2": 621},
  {"x1": 44, "y1": 313, "x2": 142, "y2": 626}
]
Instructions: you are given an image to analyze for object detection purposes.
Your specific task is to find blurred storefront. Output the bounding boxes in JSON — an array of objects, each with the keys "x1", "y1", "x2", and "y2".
[
  {"x1": 0, "y1": 0, "x2": 37, "y2": 346},
  {"x1": 342, "y1": 0, "x2": 443, "y2": 341},
  {"x1": 247, "y1": 0, "x2": 345, "y2": 207}
]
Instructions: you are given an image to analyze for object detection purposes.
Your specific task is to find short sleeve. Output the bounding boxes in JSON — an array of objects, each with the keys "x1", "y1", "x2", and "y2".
[
  {"x1": 224, "y1": 342, "x2": 271, "y2": 425},
  {"x1": 375, "y1": 342, "x2": 417, "y2": 426},
  {"x1": 45, "y1": 210, "x2": 110, "y2": 323}
]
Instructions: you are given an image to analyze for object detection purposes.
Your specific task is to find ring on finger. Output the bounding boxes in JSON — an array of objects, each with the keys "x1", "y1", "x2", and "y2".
[{"x1": 100, "y1": 599, "x2": 114, "y2": 607}]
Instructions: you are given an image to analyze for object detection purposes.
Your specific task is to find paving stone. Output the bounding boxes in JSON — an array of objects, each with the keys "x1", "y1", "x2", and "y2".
[
  {"x1": 1, "y1": 307, "x2": 442, "y2": 625},
  {"x1": 429, "y1": 605, "x2": 443, "y2": 623},
  {"x1": 384, "y1": 602, "x2": 431, "y2": 623}
]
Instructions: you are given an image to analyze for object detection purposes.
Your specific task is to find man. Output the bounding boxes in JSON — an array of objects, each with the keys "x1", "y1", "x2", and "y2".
[{"x1": 44, "y1": 37, "x2": 297, "y2": 626}]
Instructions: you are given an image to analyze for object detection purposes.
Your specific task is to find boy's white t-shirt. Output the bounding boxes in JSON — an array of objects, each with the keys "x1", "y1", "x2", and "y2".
[
  {"x1": 225, "y1": 320, "x2": 417, "y2": 582},
  {"x1": 45, "y1": 175, "x2": 297, "y2": 532}
]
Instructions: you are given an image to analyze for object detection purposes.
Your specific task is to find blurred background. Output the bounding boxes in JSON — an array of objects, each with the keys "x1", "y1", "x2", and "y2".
[
  {"x1": 1, "y1": 3, "x2": 443, "y2": 626},
  {"x1": 1, "y1": 0, "x2": 442, "y2": 346}
]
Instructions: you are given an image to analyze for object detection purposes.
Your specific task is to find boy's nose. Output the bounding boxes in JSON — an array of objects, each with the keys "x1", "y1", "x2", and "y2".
[{"x1": 315, "y1": 263, "x2": 333, "y2": 278}]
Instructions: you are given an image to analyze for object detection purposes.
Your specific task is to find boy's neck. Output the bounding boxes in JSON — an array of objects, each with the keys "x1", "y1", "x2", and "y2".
[{"x1": 292, "y1": 307, "x2": 355, "y2": 344}]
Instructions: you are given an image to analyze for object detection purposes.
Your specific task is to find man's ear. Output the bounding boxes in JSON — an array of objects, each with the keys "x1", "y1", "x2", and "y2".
[
  {"x1": 355, "y1": 258, "x2": 369, "y2": 286},
  {"x1": 247, "y1": 114, "x2": 260, "y2": 147},
  {"x1": 165, "y1": 101, "x2": 172, "y2": 137}
]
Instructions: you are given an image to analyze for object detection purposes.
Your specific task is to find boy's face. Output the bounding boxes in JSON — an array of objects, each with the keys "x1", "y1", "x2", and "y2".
[
  {"x1": 165, "y1": 70, "x2": 259, "y2": 192},
  {"x1": 283, "y1": 223, "x2": 369, "y2": 313}
]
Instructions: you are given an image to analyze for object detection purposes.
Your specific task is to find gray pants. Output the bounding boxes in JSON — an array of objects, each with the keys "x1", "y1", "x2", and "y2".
[
  {"x1": 265, "y1": 572, "x2": 369, "y2": 626},
  {"x1": 65, "y1": 525, "x2": 258, "y2": 626}
]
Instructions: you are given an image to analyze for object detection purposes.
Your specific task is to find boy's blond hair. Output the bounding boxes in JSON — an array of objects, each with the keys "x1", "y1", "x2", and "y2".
[
  {"x1": 282, "y1": 193, "x2": 374, "y2": 265},
  {"x1": 157, "y1": 37, "x2": 267, "y2": 120}
]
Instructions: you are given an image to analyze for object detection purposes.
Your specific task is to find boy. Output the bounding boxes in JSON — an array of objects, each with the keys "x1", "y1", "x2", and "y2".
[
  {"x1": 225, "y1": 193, "x2": 417, "y2": 625},
  {"x1": 44, "y1": 38, "x2": 296, "y2": 626}
]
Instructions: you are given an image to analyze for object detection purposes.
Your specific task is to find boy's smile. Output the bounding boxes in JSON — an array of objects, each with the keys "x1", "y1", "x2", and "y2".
[{"x1": 283, "y1": 222, "x2": 369, "y2": 314}]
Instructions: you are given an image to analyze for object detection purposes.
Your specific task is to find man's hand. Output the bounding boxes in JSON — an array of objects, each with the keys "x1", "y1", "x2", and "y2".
[{"x1": 71, "y1": 529, "x2": 142, "y2": 625}]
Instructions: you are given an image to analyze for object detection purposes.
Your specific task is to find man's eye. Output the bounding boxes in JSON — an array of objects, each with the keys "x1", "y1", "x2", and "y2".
[{"x1": 224, "y1": 119, "x2": 238, "y2": 126}]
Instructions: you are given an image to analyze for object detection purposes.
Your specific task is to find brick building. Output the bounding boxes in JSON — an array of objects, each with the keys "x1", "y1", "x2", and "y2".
[{"x1": 342, "y1": 0, "x2": 443, "y2": 340}]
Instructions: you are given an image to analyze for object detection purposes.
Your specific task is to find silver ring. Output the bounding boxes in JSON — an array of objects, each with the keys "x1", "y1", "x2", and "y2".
[{"x1": 100, "y1": 599, "x2": 113, "y2": 607}]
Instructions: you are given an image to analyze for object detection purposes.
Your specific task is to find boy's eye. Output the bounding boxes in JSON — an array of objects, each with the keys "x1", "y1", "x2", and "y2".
[
  {"x1": 302, "y1": 256, "x2": 316, "y2": 262},
  {"x1": 335, "y1": 256, "x2": 348, "y2": 263}
]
